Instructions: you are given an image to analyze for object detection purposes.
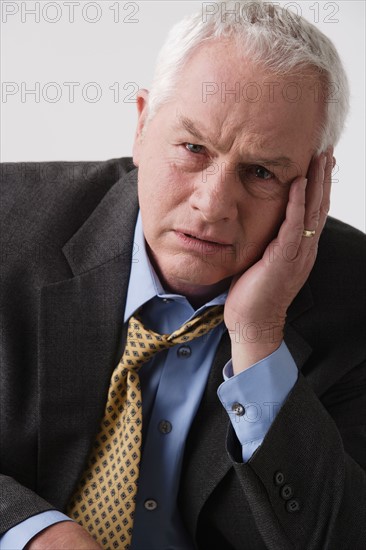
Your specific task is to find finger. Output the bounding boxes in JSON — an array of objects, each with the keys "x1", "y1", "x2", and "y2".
[
  {"x1": 302, "y1": 153, "x2": 326, "y2": 235},
  {"x1": 277, "y1": 175, "x2": 307, "y2": 252},
  {"x1": 317, "y1": 147, "x2": 333, "y2": 233},
  {"x1": 301, "y1": 147, "x2": 333, "y2": 253}
]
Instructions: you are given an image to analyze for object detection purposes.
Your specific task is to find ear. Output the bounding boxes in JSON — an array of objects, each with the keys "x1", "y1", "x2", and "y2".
[{"x1": 132, "y1": 89, "x2": 150, "y2": 167}]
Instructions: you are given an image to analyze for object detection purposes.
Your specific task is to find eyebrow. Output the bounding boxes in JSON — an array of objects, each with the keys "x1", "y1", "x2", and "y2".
[
  {"x1": 178, "y1": 115, "x2": 211, "y2": 144},
  {"x1": 176, "y1": 115, "x2": 293, "y2": 166},
  {"x1": 247, "y1": 156, "x2": 294, "y2": 166}
]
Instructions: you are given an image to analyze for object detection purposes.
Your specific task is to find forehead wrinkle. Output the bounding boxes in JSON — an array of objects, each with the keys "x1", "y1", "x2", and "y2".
[
  {"x1": 236, "y1": 124, "x2": 285, "y2": 155},
  {"x1": 176, "y1": 113, "x2": 236, "y2": 154},
  {"x1": 235, "y1": 130, "x2": 265, "y2": 158},
  {"x1": 175, "y1": 113, "x2": 295, "y2": 165},
  {"x1": 224, "y1": 129, "x2": 296, "y2": 167}
]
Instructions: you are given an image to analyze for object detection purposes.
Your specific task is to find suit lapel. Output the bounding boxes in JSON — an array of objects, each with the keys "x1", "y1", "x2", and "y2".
[{"x1": 37, "y1": 168, "x2": 139, "y2": 508}]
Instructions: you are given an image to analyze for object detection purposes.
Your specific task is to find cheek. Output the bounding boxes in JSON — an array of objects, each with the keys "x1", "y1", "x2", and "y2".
[
  {"x1": 139, "y1": 162, "x2": 192, "y2": 207},
  {"x1": 264, "y1": 200, "x2": 288, "y2": 234},
  {"x1": 263, "y1": 202, "x2": 288, "y2": 242},
  {"x1": 237, "y1": 195, "x2": 289, "y2": 253},
  {"x1": 138, "y1": 168, "x2": 191, "y2": 241},
  {"x1": 240, "y1": 189, "x2": 289, "y2": 223}
]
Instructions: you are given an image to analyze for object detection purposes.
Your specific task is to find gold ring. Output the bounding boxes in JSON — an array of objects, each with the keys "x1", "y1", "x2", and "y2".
[{"x1": 302, "y1": 229, "x2": 316, "y2": 238}]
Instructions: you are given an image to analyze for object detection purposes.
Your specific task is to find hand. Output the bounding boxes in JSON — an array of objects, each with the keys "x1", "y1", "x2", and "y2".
[
  {"x1": 225, "y1": 148, "x2": 334, "y2": 374},
  {"x1": 25, "y1": 521, "x2": 102, "y2": 550}
]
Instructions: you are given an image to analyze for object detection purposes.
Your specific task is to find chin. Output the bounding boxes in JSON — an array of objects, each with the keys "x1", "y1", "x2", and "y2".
[{"x1": 163, "y1": 258, "x2": 233, "y2": 289}]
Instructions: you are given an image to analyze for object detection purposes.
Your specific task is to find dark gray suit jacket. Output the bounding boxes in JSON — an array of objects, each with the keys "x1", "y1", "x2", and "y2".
[{"x1": 0, "y1": 157, "x2": 365, "y2": 549}]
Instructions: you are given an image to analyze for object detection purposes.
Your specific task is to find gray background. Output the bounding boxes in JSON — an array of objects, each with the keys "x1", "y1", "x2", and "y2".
[{"x1": 1, "y1": 1, "x2": 364, "y2": 231}]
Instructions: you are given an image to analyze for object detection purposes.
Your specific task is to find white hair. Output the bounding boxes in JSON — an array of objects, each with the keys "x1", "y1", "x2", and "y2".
[{"x1": 143, "y1": 0, "x2": 349, "y2": 153}]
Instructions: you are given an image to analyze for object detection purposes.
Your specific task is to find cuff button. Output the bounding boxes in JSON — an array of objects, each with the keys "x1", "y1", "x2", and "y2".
[
  {"x1": 280, "y1": 484, "x2": 293, "y2": 500},
  {"x1": 274, "y1": 471, "x2": 285, "y2": 486},
  {"x1": 231, "y1": 402, "x2": 245, "y2": 416},
  {"x1": 286, "y1": 499, "x2": 301, "y2": 513}
]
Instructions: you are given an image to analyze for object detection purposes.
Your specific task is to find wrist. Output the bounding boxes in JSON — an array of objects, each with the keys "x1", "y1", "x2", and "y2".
[
  {"x1": 231, "y1": 340, "x2": 282, "y2": 374},
  {"x1": 229, "y1": 321, "x2": 284, "y2": 375},
  {"x1": 228, "y1": 318, "x2": 284, "y2": 345}
]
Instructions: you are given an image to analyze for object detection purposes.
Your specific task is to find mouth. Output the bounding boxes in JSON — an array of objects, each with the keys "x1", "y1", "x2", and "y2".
[
  {"x1": 184, "y1": 233, "x2": 221, "y2": 244},
  {"x1": 177, "y1": 229, "x2": 232, "y2": 245},
  {"x1": 175, "y1": 230, "x2": 233, "y2": 253}
]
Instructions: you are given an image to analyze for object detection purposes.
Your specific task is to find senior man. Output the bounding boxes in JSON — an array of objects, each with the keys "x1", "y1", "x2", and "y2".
[{"x1": 0, "y1": 1, "x2": 365, "y2": 549}]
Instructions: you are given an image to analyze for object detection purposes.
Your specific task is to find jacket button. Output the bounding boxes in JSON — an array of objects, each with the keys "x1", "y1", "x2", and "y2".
[
  {"x1": 274, "y1": 471, "x2": 285, "y2": 486},
  {"x1": 280, "y1": 484, "x2": 293, "y2": 500},
  {"x1": 286, "y1": 499, "x2": 301, "y2": 513}
]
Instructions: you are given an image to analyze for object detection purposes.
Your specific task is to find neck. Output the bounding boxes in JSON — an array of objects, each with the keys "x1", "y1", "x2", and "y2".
[{"x1": 154, "y1": 269, "x2": 230, "y2": 310}]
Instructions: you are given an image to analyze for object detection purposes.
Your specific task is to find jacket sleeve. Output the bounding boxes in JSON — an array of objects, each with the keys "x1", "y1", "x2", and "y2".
[
  {"x1": 229, "y1": 365, "x2": 366, "y2": 550},
  {"x1": 0, "y1": 476, "x2": 56, "y2": 535}
]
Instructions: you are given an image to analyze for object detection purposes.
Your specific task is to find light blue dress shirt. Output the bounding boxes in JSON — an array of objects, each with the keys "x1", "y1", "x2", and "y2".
[{"x1": 0, "y1": 211, "x2": 298, "y2": 550}]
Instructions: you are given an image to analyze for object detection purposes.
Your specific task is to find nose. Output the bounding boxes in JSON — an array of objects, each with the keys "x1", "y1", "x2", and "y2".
[{"x1": 189, "y1": 162, "x2": 239, "y2": 222}]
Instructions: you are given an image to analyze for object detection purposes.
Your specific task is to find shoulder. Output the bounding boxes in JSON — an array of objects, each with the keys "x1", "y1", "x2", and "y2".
[
  {"x1": 0, "y1": 157, "x2": 138, "y2": 287},
  {"x1": 0, "y1": 156, "x2": 135, "y2": 213},
  {"x1": 319, "y1": 216, "x2": 365, "y2": 258},
  {"x1": 0, "y1": 156, "x2": 136, "y2": 245}
]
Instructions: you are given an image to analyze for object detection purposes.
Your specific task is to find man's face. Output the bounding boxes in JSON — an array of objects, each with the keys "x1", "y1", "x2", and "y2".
[{"x1": 133, "y1": 40, "x2": 323, "y2": 297}]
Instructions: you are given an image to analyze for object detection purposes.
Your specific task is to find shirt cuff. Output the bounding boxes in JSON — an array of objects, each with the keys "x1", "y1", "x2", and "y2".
[
  {"x1": 0, "y1": 510, "x2": 74, "y2": 550},
  {"x1": 217, "y1": 341, "x2": 298, "y2": 462}
]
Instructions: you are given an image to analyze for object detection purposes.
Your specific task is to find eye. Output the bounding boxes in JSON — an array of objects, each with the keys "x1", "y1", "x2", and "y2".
[
  {"x1": 239, "y1": 164, "x2": 276, "y2": 183},
  {"x1": 185, "y1": 143, "x2": 205, "y2": 154},
  {"x1": 253, "y1": 165, "x2": 274, "y2": 180}
]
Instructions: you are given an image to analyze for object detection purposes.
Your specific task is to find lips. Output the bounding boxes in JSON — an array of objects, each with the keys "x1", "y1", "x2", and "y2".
[
  {"x1": 178, "y1": 231, "x2": 231, "y2": 246},
  {"x1": 184, "y1": 233, "x2": 218, "y2": 244},
  {"x1": 174, "y1": 230, "x2": 233, "y2": 255}
]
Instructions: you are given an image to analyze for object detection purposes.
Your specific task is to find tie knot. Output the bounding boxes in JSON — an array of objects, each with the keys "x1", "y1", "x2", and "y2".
[
  {"x1": 167, "y1": 305, "x2": 224, "y2": 343},
  {"x1": 124, "y1": 305, "x2": 224, "y2": 370}
]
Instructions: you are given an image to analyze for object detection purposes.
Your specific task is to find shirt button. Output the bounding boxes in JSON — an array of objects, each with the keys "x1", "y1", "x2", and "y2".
[
  {"x1": 162, "y1": 298, "x2": 171, "y2": 303},
  {"x1": 144, "y1": 499, "x2": 158, "y2": 511},
  {"x1": 177, "y1": 345, "x2": 192, "y2": 358},
  {"x1": 158, "y1": 420, "x2": 172, "y2": 434},
  {"x1": 231, "y1": 402, "x2": 245, "y2": 416}
]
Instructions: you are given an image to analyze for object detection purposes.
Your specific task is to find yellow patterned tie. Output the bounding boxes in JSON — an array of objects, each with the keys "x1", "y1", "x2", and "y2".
[{"x1": 66, "y1": 305, "x2": 224, "y2": 549}]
